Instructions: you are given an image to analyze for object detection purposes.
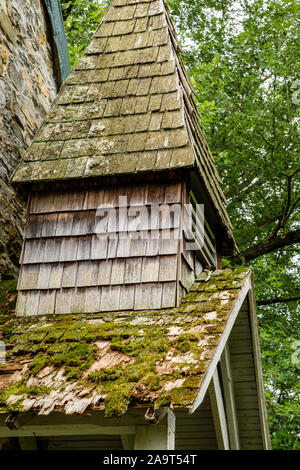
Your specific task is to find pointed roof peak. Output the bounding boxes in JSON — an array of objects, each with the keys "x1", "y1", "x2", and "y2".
[{"x1": 12, "y1": 0, "x2": 235, "y2": 248}]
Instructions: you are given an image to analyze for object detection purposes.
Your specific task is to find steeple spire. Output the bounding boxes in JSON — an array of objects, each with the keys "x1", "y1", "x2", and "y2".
[{"x1": 12, "y1": 0, "x2": 234, "y2": 247}]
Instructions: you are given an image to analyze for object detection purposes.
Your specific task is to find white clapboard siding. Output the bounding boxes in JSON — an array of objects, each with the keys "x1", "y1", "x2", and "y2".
[{"x1": 175, "y1": 394, "x2": 218, "y2": 450}]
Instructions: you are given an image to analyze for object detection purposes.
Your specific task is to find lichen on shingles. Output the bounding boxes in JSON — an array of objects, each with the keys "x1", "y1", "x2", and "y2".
[
  {"x1": 11, "y1": 0, "x2": 235, "y2": 249},
  {"x1": 0, "y1": 268, "x2": 251, "y2": 418}
]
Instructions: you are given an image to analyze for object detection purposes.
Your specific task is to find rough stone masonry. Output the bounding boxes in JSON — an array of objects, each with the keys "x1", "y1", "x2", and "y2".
[{"x1": 0, "y1": 0, "x2": 59, "y2": 279}]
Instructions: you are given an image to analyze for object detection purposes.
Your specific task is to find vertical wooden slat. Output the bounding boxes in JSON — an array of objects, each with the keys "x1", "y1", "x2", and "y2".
[
  {"x1": 41, "y1": 213, "x2": 58, "y2": 237},
  {"x1": 29, "y1": 191, "x2": 54, "y2": 213},
  {"x1": 66, "y1": 190, "x2": 85, "y2": 211},
  {"x1": 70, "y1": 288, "x2": 86, "y2": 314},
  {"x1": 147, "y1": 183, "x2": 165, "y2": 204},
  {"x1": 161, "y1": 282, "x2": 177, "y2": 308},
  {"x1": 18, "y1": 265, "x2": 39, "y2": 290},
  {"x1": 71, "y1": 212, "x2": 88, "y2": 236},
  {"x1": 56, "y1": 213, "x2": 74, "y2": 237},
  {"x1": 86, "y1": 210, "x2": 96, "y2": 234},
  {"x1": 59, "y1": 237, "x2": 78, "y2": 262},
  {"x1": 77, "y1": 261, "x2": 99, "y2": 287},
  {"x1": 209, "y1": 369, "x2": 230, "y2": 450},
  {"x1": 116, "y1": 236, "x2": 131, "y2": 258},
  {"x1": 91, "y1": 234, "x2": 108, "y2": 260},
  {"x1": 159, "y1": 255, "x2": 177, "y2": 281},
  {"x1": 146, "y1": 230, "x2": 159, "y2": 256},
  {"x1": 220, "y1": 344, "x2": 240, "y2": 449},
  {"x1": 38, "y1": 290, "x2": 56, "y2": 315},
  {"x1": 134, "y1": 410, "x2": 176, "y2": 450},
  {"x1": 141, "y1": 257, "x2": 160, "y2": 282},
  {"x1": 97, "y1": 259, "x2": 112, "y2": 285},
  {"x1": 119, "y1": 285, "x2": 135, "y2": 310},
  {"x1": 28, "y1": 192, "x2": 39, "y2": 214},
  {"x1": 129, "y1": 235, "x2": 147, "y2": 257},
  {"x1": 84, "y1": 287, "x2": 101, "y2": 313},
  {"x1": 55, "y1": 289, "x2": 71, "y2": 315},
  {"x1": 134, "y1": 283, "x2": 163, "y2": 310},
  {"x1": 100, "y1": 286, "x2": 120, "y2": 311},
  {"x1": 159, "y1": 233, "x2": 179, "y2": 255},
  {"x1": 107, "y1": 234, "x2": 119, "y2": 258},
  {"x1": 111, "y1": 259, "x2": 125, "y2": 285},
  {"x1": 83, "y1": 188, "x2": 105, "y2": 210},
  {"x1": 160, "y1": 205, "x2": 175, "y2": 229},
  {"x1": 130, "y1": 184, "x2": 148, "y2": 206},
  {"x1": 182, "y1": 243, "x2": 194, "y2": 270},
  {"x1": 44, "y1": 238, "x2": 61, "y2": 262},
  {"x1": 148, "y1": 205, "x2": 159, "y2": 231},
  {"x1": 24, "y1": 291, "x2": 39, "y2": 316},
  {"x1": 164, "y1": 181, "x2": 181, "y2": 203},
  {"x1": 104, "y1": 186, "x2": 118, "y2": 207},
  {"x1": 26, "y1": 215, "x2": 42, "y2": 238},
  {"x1": 77, "y1": 236, "x2": 91, "y2": 260},
  {"x1": 124, "y1": 258, "x2": 142, "y2": 284},
  {"x1": 195, "y1": 255, "x2": 203, "y2": 277},
  {"x1": 15, "y1": 291, "x2": 27, "y2": 316},
  {"x1": 48, "y1": 263, "x2": 63, "y2": 289},
  {"x1": 61, "y1": 262, "x2": 78, "y2": 288},
  {"x1": 180, "y1": 255, "x2": 195, "y2": 290},
  {"x1": 23, "y1": 239, "x2": 44, "y2": 264}
]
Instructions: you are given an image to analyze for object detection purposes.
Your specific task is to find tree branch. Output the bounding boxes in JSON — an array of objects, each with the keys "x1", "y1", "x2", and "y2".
[
  {"x1": 230, "y1": 229, "x2": 300, "y2": 265},
  {"x1": 257, "y1": 295, "x2": 300, "y2": 306},
  {"x1": 270, "y1": 171, "x2": 299, "y2": 239}
]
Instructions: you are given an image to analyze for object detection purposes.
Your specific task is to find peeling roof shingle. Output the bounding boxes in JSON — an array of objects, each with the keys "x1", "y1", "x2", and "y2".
[{"x1": 0, "y1": 269, "x2": 251, "y2": 417}]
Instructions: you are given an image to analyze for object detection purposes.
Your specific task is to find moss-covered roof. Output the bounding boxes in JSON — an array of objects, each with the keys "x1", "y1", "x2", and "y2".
[
  {"x1": 0, "y1": 268, "x2": 251, "y2": 418},
  {"x1": 12, "y1": 0, "x2": 234, "y2": 247}
]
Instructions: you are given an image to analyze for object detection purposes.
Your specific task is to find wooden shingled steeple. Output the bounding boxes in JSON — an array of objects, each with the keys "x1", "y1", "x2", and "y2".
[
  {"x1": 12, "y1": 0, "x2": 237, "y2": 316},
  {"x1": 2, "y1": 2, "x2": 272, "y2": 450}
]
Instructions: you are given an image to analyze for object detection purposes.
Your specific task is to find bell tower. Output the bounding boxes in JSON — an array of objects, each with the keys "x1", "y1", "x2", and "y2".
[{"x1": 12, "y1": 0, "x2": 236, "y2": 316}]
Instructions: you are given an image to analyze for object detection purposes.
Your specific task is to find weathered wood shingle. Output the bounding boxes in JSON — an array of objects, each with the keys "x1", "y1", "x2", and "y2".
[{"x1": 12, "y1": 0, "x2": 234, "y2": 244}]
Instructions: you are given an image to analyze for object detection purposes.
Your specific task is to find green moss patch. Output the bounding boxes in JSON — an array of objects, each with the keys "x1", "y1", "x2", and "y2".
[
  {"x1": 0, "y1": 382, "x2": 50, "y2": 411},
  {"x1": 88, "y1": 364, "x2": 123, "y2": 384},
  {"x1": 104, "y1": 382, "x2": 134, "y2": 418},
  {"x1": 0, "y1": 280, "x2": 17, "y2": 317}
]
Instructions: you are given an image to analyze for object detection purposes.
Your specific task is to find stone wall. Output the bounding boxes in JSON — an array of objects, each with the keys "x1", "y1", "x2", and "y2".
[{"x1": 0, "y1": 0, "x2": 59, "y2": 279}]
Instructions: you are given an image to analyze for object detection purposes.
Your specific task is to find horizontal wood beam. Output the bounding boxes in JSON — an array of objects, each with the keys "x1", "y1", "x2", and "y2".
[{"x1": 0, "y1": 424, "x2": 136, "y2": 438}]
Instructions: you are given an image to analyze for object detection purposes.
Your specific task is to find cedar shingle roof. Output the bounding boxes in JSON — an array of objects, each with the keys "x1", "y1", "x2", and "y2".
[
  {"x1": 12, "y1": 0, "x2": 234, "y2": 245},
  {"x1": 0, "y1": 269, "x2": 251, "y2": 417}
]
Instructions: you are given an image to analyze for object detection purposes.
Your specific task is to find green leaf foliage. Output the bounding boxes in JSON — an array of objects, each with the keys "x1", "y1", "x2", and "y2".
[{"x1": 60, "y1": 0, "x2": 111, "y2": 68}]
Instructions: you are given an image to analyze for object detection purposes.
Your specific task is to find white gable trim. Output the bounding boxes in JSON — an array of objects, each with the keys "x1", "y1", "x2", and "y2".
[{"x1": 189, "y1": 277, "x2": 251, "y2": 413}]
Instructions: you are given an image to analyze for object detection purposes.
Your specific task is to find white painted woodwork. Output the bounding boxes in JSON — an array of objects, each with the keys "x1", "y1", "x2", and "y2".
[
  {"x1": 190, "y1": 278, "x2": 251, "y2": 413},
  {"x1": 134, "y1": 410, "x2": 175, "y2": 450},
  {"x1": 209, "y1": 369, "x2": 230, "y2": 450},
  {"x1": 220, "y1": 344, "x2": 240, "y2": 449}
]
